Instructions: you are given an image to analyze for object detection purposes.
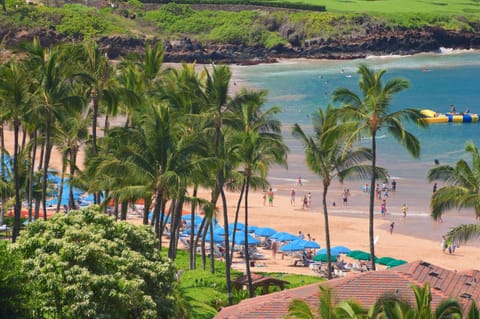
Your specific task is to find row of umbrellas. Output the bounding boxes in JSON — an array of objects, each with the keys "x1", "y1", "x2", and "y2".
[
  {"x1": 177, "y1": 214, "x2": 408, "y2": 267},
  {"x1": 313, "y1": 249, "x2": 407, "y2": 268}
]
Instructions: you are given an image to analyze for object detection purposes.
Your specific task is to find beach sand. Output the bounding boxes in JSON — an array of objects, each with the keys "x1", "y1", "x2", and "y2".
[{"x1": 201, "y1": 184, "x2": 480, "y2": 276}]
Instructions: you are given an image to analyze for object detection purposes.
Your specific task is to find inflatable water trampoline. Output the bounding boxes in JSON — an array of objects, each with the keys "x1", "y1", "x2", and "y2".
[{"x1": 420, "y1": 109, "x2": 478, "y2": 123}]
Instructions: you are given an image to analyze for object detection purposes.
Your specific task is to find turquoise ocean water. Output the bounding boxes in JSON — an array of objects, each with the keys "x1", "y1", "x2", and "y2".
[{"x1": 232, "y1": 50, "x2": 480, "y2": 216}]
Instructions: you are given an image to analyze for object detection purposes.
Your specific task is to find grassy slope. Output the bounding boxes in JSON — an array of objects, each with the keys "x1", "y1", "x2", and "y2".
[{"x1": 293, "y1": 0, "x2": 480, "y2": 14}]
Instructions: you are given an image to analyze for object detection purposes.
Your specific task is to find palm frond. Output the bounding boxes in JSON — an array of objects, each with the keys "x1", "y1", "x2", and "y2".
[{"x1": 446, "y1": 224, "x2": 480, "y2": 243}]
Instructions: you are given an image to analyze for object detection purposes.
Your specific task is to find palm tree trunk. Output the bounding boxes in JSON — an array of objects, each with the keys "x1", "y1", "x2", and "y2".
[
  {"x1": 142, "y1": 197, "x2": 151, "y2": 225},
  {"x1": 12, "y1": 122, "x2": 22, "y2": 242},
  {"x1": 41, "y1": 116, "x2": 52, "y2": 221},
  {"x1": 120, "y1": 200, "x2": 128, "y2": 220},
  {"x1": 189, "y1": 187, "x2": 198, "y2": 270},
  {"x1": 27, "y1": 131, "x2": 37, "y2": 221},
  {"x1": 69, "y1": 148, "x2": 78, "y2": 210},
  {"x1": 92, "y1": 96, "x2": 99, "y2": 155},
  {"x1": 369, "y1": 134, "x2": 377, "y2": 271},
  {"x1": 219, "y1": 180, "x2": 233, "y2": 305},
  {"x1": 229, "y1": 183, "x2": 245, "y2": 266},
  {"x1": 243, "y1": 177, "x2": 254, "y2": 298},
  {"x1": 322, "y1": 181, "x2": 333, "y2": 279}
]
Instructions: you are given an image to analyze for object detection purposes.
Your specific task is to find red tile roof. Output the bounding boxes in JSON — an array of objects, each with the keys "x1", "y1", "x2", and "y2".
[{"x1": 214, "y1": 260, "x2": 480, "y2": 319}]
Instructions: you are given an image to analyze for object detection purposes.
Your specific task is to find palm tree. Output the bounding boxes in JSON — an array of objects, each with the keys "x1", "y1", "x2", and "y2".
[
  {"x1": 428, "y1": 141, "x2": 480, "y2": 221},
  {"x1": 292, "y1": 105, "x2": 378, "y2": 279},
  {"x1": 333, "y1": 64, "x2": 426, "y2": 270},
  {"x1": 287, "y1": 286, "x2": 367, "y2": 319},
  {"x1": 0, "y1": 60, "x2": 32, "y2": 241},
  {"x1": 370, "y1": 283, "x2": 463, "y2": 319},
  {"x1": 230, "y1": 88, "x2": 288, "y2": 298},
  {"x1": 24, "y1": 39, "x2": 83, "y2": 220}
]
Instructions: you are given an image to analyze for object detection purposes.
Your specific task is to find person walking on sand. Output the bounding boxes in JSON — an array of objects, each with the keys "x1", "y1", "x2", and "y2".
[
  {"x1": 262, "y1": 191, "x2": 267, "y2": 206},
  {"x1": 391, "y1": 179, "x2": 396, "y2": 192},
  {"x1": 267, "y1": 188, "x2": 274, "y2": 207},
  {"x1": 390, "y1": 221, "x2": 395, "y2": 234},
  {"x1": 307, "y1": 192, "x2": 312, "y2": 208},
  {"x1": 290, "y1": 189, "x2": 296, "y2": 206},
  {"x1": 433, "y1": 182, "x2": 437, "y2": 193},
  {"x1": 302, "y1": 195, "x2": 308, "y2": 210},
  {"x1": 342, "y1": 188, "x2": 350, "y2": 206},
  {"x1": 402, "y1": 203, "x2": 408, "y2": 218}
]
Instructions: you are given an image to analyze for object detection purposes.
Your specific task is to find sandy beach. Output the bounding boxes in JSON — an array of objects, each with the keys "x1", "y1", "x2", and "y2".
[{"x1": 213, "y1": 184, "x2": 480, "y2": 275}]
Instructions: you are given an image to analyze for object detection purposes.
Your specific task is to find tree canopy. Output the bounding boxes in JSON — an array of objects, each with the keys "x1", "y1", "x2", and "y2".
[{"x1": 12, "y1": 206, "x2": 187, "y2": 319}]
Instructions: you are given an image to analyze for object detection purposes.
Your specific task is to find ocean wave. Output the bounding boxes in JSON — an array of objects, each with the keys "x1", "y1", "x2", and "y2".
[{"x1": 435, "y1": 47, "x2": 476, "y2": 55}]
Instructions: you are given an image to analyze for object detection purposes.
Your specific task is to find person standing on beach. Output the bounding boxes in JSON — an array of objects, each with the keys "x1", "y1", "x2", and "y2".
[
  {"x1": 267, "y1": 188, "x2": 274, "y2": 207},
  {"x1": 290, "y1": 189, "x2": 296, "y2": 206},
  {"x1": 297, "y1": 176, "x2": 303, "y2": 187},
  {"x1": 307, "y1": 192, "x2": 312, "y2": 208},
  {"x1": 390, "y1": 221, "x2": 395, "y2": 234},
  {"x1": 262, "y1": 191, "x2": 267, "y2": 206},
  {"x1": 342, "y1": 188, "x2": 350, "y2": 206},
  {"x1": 402, "y1": 203, "x2": 408, "y2": 218},
  {"x1": 380, "y1": 200, "x2": 387, "y2": 216},
  {"x1": 391, "y1": 179, "x2": 396, "y2": 192},
  {"x1": 433, "y1": 182, "x2": 437, "y2": 193},
  {"x1": 271, "y1": 241, "x2": 278, "y2": 259}
]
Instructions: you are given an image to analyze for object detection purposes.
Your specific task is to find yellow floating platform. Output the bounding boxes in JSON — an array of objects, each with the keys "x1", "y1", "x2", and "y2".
[{"x1": 420, "y1": 109, "x2": 478, "y2": 123}]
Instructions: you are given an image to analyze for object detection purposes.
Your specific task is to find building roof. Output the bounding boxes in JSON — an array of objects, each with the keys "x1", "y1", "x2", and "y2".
[{"x1": 214, "y1": 260, "x2": 480, "y2": 319}]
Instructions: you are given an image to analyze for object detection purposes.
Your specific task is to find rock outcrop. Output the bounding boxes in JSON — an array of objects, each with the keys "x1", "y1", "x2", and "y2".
[{"x1": 3, "y1": 25, "x2": 480, "y2": 64}]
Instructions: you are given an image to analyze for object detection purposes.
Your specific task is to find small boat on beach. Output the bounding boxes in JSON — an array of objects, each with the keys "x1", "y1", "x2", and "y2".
[{"x1": 420, "y1": 109, "x2": 479, "y2": 123}]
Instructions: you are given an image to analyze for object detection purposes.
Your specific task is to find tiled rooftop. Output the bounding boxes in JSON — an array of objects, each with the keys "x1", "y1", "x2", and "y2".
[{"x1": 214, "y1": 260, "x2": 480, "y2": 319}]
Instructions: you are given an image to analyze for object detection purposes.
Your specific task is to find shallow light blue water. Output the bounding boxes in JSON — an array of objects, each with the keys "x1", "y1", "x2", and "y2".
[{"x1": 234, "y1": 51, "x2": 480, "y2": 184}]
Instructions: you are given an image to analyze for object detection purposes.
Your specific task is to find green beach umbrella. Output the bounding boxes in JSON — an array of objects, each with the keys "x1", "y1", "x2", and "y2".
[
  {"x1": 347, "y1": 250, "x2": 369, "y2": 258},
  {"x1": 354, "y1": 252, "x2": 372, "y2": 261},
  {"x1": 387, "y1": 259, "x2": 408, "y2": 268},
  {"x1": 313, "y1": 253, "x2": 337, "y2": 262},
  {"x1": 376, "y1": 257, "x2": 397, "y2": 265}
]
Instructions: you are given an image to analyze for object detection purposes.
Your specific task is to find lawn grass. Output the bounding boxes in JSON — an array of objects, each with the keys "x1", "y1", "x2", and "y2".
[
  {"x1": 172, "y1": 250, "x2": 324, "y2": 319},
  {"x1": 284, "y1": 0, "x2": 480, "y2": 15}
]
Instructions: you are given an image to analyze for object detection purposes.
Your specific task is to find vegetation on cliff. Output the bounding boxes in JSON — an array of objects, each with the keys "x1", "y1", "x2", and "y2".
[{"x1": 1, "y1": 0, "x2": 480, "y2": 61}]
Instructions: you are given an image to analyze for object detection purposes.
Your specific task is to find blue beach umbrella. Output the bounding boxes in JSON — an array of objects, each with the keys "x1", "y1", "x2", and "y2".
[
  {"x1": 279, "y1": 240, "x2": 305, "y2": 252},
  {"x1": 272, "y1": 232, "x2": 299, "y2": 242},
  {"x1": 205, "y1": 232, "x2": 224, "y2": 243},
  {"x1": 303, "y1": 240, "x2": 320, "y2": 249},
  {"x1": 228, "y1": 222, "x2": 245, "y2": 231},
  {"x1": 331, "y1": 245, "x2": 351, "y2": 254},
  {"x1": 255, "y1": 227, "x2": 277, "y2": 237},
  {"x1": 229, "y1": 231, "x2": 260, "y2": 245},
  {"x1": 247, "y1": 225, "x2": 258, "y2": 233}
]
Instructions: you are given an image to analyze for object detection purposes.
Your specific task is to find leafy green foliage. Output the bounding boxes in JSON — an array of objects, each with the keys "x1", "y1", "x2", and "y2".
[
  {"x1": 13, "y1": 206, "x2": 184, "y2": 319},
  {"x1": 0, "y1": 241, "x2": 30, "y2": 319}
]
